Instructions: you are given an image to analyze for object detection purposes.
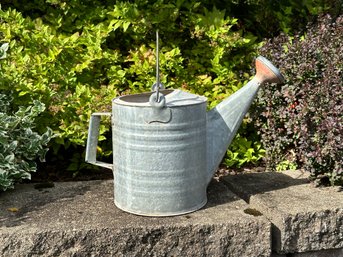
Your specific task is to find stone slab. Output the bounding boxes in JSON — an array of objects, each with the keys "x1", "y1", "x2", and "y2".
[
  {"x1": 222, "y1": 170, "x2": 343, "y2": 254},
  {"x1": 291, "y1": 247, "x2": 343, "y2": 257},
  {"x1": 0, "y1": 179, "x2": 271, "y2": 257},
  {"x1": 272, "y1": 247, "x2": 343, "y2": 257}
]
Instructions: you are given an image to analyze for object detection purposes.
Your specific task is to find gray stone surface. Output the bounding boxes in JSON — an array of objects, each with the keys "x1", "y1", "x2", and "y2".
[
  {"x1": 0, "y1": 179, "x2": 271, "y2": 257},
  {"x1": 272, "y1": 247, "x2": 343, "y2": 257},
  {"x1": 271, "y1": 253, "x2": 287, "y2": 257},
  {"x1": 292, "y1": 247, "x2": 343, "y2": 257},
  {"x1": 222, "y1": 170, "x2": 343, "y2": 254}
]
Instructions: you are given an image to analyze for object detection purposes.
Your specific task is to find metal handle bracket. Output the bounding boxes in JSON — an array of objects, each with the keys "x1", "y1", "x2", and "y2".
[{"x1": 85, "y1": 112, "x2": 113, "y2": 170}]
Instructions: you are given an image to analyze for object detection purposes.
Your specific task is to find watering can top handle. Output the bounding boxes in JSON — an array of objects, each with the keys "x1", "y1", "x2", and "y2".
[
  {"x1": 149, "y1": 30, "x2": 167, "y2": 108},
  {"x1": 256, "y1": 56, "x2": 285, "y2": 84}
]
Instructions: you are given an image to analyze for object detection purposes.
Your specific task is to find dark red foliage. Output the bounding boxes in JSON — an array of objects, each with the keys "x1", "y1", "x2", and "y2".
[{"x1": 255, "y1": 14, "x2": 342, "y2": 186}]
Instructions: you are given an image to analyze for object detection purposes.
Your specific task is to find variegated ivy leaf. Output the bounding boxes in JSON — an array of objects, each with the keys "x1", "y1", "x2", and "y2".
[
  {"x1": 0, "y1": 93, "x2": 54, "y2": 191},
  {"x1": 0, "y1": 43, "x2": 9, "y2": 60}
]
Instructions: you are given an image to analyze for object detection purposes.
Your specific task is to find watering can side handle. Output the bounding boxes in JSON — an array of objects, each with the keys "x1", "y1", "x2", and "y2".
[{"x1": 85, "y1": 112, "x2": 113, "y2": 170}]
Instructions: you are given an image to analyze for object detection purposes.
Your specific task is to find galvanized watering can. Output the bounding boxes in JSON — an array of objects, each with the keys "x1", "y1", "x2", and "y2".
[{"x1": 86, "y1": 53, "x2": 284, "y2": 216}]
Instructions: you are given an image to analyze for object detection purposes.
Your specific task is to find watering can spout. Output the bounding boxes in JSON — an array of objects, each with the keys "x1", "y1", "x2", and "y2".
[{"x1": 206, "y1": 56, "x2": 284, "y2": 183}]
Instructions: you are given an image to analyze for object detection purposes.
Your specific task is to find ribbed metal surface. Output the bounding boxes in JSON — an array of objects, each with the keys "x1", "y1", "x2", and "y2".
[
  {"x1": 112, "y1": 103, "x2": 208, "y2": 216},
  {"x1": 85, "y1": 56, "x2": 284, "y2": 217}
]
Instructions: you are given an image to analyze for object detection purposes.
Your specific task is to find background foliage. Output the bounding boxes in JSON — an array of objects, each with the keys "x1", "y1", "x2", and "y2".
[
  {"x1": 256, "y1": 14, "x2": 342, "y2": 186},
  {"x1": 0, "y1": 0, "x2": 340, "y2": 177},
  {"x1": 0, "y1": 1, "x2": 259, "y2": 166},
  {"x1": 0, "y1": 93, "x2": 54, "y2": 191}
]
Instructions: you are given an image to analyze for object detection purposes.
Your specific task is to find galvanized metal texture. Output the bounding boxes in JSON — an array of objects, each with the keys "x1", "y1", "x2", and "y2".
[
  {"x1": 206, "y1": 77, "x2": 262, "y2": 180},
  {"x1": 114, "y1": 89, "x2": 207, "y2": 107},
  {"x1": 206, "y1": 56, "x2": 285, "y2": 179},
  {"x1": 155, "y1": 30, "x2": 161, "y2": 102},
  {"x1": 85, "y1": 56, "x2": 284, "y2": 216},
  {"x1": 85, "y1": 112, "x2": 112, "y2": 170},
  {"x1": 112, "y1": 99, "x2": 208, "y2": 216}
]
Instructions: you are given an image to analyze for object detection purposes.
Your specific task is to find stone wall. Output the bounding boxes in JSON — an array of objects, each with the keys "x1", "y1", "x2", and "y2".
[{"x1": 1, "y1": 170, "x2": 342, "y2": 256}]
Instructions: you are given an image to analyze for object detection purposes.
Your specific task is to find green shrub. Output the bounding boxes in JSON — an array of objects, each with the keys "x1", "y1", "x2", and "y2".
[
  {"x1": 224, "y1": 122, "x2": 265, "y2": 168},
  {"x1": 0, "y1": 93, "x2": 54, "y2": 191},
  {"x1": 255, "y1": 14, "x2": 343, "y2": 186},
  {"x1": 0, "y1": 2, "x2": 264, "y2": 168},
  {"x1": 2, "y1": 1, "x2": 335, "y2": 172},
  {"x1": 0, "y1": 42, "x2": 9, "y2": 59},
  {"x1": 0, "y1": 6, "x2": 119, "y2": 147}
]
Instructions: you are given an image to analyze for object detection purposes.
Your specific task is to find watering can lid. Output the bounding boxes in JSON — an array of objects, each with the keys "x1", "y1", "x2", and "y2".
[{"x1": 113, "y1": 89, "x2": 207, "y2": 107}]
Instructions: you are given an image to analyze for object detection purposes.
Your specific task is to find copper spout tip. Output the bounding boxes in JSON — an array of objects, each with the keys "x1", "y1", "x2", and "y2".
[{"x1": 255, "y1": 56, "x2": 284, "y2": 84}]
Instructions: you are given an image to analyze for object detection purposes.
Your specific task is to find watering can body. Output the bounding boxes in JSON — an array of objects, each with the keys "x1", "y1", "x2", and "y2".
[
  {"x1": 85, "y1": 56, "x2": 284, "y2": 216},
  {"x1": 87, "y1": 90, "x2": 209, "y2": 216}
]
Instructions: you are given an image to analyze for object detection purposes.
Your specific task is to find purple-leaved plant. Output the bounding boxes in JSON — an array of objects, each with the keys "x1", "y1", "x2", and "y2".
[{"x1": 255, "y1": 14, "x2": 342, "y2": 186}]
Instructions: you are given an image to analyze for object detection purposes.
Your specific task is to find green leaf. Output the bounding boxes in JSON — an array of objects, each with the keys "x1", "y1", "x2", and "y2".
[
  {"x1": 5, "y1": 154, "x2": 15, "y2": 163},
  {"x1": 7, "y1": 141, "x2": 18, "y2": 152},
  {"x1": 18, "y1": 91, "x2": 28, "y2": 96},
  {"x1": 122, "y1": 21, "x2": 131, "y2": 32}
]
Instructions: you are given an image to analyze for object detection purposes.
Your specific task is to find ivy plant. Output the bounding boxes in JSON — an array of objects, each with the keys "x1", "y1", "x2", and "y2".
[{"x1": 0, "y1": 94, "x2": 54, "y2": 191}]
